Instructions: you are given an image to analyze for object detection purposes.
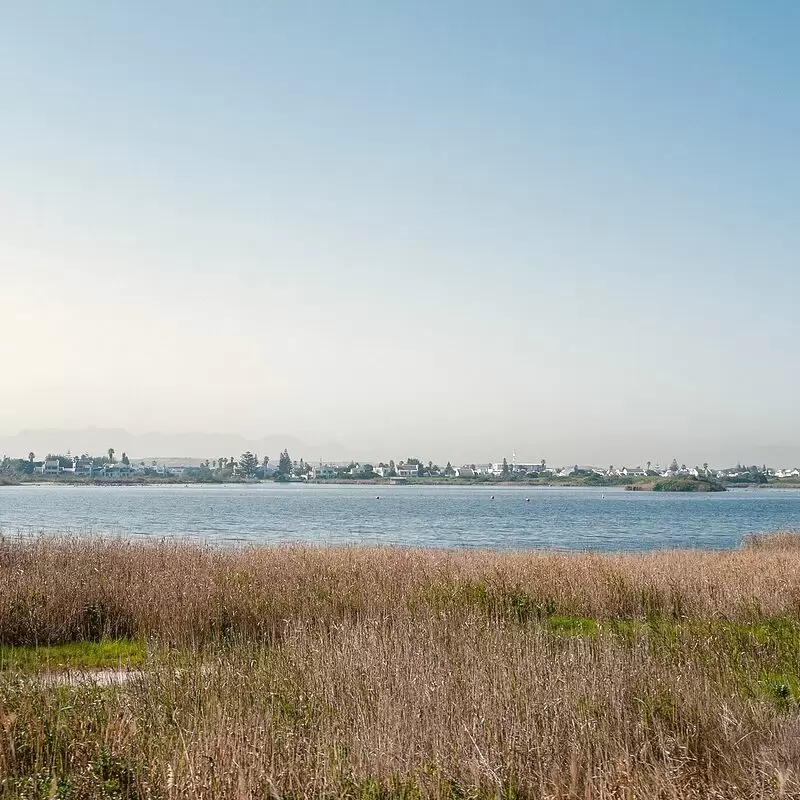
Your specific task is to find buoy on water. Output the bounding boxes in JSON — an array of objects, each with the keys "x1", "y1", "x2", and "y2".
[
  {"x1": 526, "y1": 498, "x2": 530, "y2": 502},
  {"x1": 491, "y1": 495, "x2": 495, "y2": 500}
]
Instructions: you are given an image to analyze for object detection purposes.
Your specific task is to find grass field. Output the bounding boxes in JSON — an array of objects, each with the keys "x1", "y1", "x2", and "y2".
[{"x1": 2, "y1": 533, "x2": 800, "y2": 798}]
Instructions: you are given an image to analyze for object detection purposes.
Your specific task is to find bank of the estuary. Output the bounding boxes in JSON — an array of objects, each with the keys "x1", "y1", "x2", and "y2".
[{"x1": 3, "y1": 533, "x2": 800, "y2": 798}]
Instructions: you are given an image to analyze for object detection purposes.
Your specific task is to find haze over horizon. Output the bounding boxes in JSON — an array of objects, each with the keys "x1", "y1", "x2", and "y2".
[
  {"x1": 2, "y1": 3, "x2": 798, "y2": 467},
  {"x1": 1, "y1": 426, "x2": 798, "y2": 472}
]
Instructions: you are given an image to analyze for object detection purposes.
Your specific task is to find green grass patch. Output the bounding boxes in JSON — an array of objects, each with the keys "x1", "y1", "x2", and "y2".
[
  {"x1": 542, "y1": 614, "x2": 800, "y2": 710},
  {"x1": 0, "y1": 639, "x2": 146, "y2": 671},
  {"x1": 546, "y1": 615, "x2": 800, "y2": 643},
  {"x1": 420, "y1": 582, "x2": 555, "y2": 622},
  {"x1": 547, "y1": 616, "x2": 600, "y2": 635},
  {"x1": 651, "y1": 476, "x2": 725, "y2": 492}
]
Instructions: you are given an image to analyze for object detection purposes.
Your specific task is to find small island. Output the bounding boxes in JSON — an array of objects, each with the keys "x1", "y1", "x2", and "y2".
[{"x1": 627, "y1": 476, "x2": 726, "y2": 492}]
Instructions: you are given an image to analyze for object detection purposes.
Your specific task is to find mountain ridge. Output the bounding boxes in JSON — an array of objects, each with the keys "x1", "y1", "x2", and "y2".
[{"x1": 0, "y1": 428, "x2": 352, "y2": 463}]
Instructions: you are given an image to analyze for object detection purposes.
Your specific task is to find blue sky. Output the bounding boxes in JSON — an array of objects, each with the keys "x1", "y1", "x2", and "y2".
[{"x1": 1, "y1": 2, "x2": 798, "y2": 465}]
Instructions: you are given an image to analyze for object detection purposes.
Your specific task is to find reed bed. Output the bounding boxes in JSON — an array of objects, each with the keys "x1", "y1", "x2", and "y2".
[{"x1": 2, "y1": 534, "x2": 800, "y2": 798}]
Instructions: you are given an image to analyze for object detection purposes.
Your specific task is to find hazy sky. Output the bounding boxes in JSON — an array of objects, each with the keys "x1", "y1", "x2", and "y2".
[{"x1": 1, "y1": 2, "x2": 799, "y2": 466}]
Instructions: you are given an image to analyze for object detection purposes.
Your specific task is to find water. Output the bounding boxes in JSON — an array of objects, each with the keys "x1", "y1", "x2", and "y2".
[{"x1": 2, "y1": 483, "x2": 800, "y2": 551}]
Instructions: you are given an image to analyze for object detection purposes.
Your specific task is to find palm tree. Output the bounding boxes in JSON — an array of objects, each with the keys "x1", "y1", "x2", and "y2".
[
  {"x1": 28, "y1": 452, "x2": 35, "y2": 463},
  {"x1": 108, "y1": 448, "x2": 115, "y2": 463}
]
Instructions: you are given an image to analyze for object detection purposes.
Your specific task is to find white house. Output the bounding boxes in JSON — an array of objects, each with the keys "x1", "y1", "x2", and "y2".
[
  {"x1": 396, "y1": 463, "x2": 420, "y2": 478},
  {"x1": 75, "y1": 459, "x2": 94, "y2": 477},
  {"x1": 311, "y1": 464, "x2": 338, "y2": 480},
  {"x1": 40, "y1": 459, "x2": 61, "y2": 476},
  {"x1": 454, "y1": 467, "x2": 475, "y2": 478},
  {"x1": 515, "y1": 463, "x2": 545, "y2": 475},
  {"x1": 110, "y1": 463, "x2": 133, "y2": 478}
]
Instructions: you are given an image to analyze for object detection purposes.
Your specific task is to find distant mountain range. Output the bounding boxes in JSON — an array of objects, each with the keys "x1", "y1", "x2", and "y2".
[
  {"x1": 3, "y1": 428, "x2": 798, "y2": 470},
  {"x1": 0, "y1": 428, "x2": 352, "y2": 464}
]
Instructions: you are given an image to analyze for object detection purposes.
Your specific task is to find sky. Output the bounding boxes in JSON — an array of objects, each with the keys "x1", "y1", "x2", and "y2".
[{"x1": 1, "y1": 1, "x2": 799, "y2": 466}]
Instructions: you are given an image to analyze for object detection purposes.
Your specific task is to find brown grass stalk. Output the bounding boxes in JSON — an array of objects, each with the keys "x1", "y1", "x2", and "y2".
[{"x1": 1, "y1": 533, "x2": 800, "y2": 798}]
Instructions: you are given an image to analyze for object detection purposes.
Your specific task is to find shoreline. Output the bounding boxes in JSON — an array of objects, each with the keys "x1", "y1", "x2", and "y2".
[{"x1": 4, "y1": 477, "x2": 800, "y2": 490}]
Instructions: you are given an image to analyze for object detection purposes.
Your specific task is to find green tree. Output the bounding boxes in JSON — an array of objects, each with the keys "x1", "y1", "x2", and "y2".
[
  {"x1": 669, "y1": 458, "x2": 679, "y2": 472},
  {"x1": 388, "y1": 459, "x2": 396, "y2": 477},
  {"x1": 121, "y1": 452, "x2": 130, "y2": 466},
  {"x1": 501, "y1": 458, "x2": 508, "y2": 477},
  {"x1": 108, "y1": 448, "x2": 115, "y2": 464},
  {"x1": 239, "y1": 451, "x2": 258, "y2": 477},
  {"x1": 28, "y1": 452, "x2": 35, "y2": 463},
  {"x1": 278, "y1": 450, "x2": 292, "y2": 475}
]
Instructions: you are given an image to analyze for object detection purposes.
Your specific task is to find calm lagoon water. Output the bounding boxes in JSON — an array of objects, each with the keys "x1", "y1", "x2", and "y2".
[{"x1": 1, "y1": 483, "x2": 800, "y2": 551}]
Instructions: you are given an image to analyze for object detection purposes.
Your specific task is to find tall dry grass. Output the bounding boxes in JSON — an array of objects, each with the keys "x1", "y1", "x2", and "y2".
[
  {"x1": 2, "y1": 534, "x2": 800, "y2": 798},
  {"x1": 3, "y1": 533, "x2": 800, "y2": 646}
]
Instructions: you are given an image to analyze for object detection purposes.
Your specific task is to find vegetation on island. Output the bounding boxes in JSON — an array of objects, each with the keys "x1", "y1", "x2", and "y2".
[
  {"x1": 651, "y1": 476, "x2": 726, "y2": 492},
  {"x1": 626, "y1": 476, "x2": 727, "y2": 492},
  {"x1": 3, "y1": 533, "x2": 800, "y2": 797}
]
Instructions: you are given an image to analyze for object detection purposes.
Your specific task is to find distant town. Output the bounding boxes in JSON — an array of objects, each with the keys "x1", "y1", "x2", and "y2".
[{"x1": 2, "y1": 448, "x2": 799, "y2": 487}]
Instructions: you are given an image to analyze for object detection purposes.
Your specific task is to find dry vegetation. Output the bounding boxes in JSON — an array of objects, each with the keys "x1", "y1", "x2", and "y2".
[{"x1": 3, "y1": 534, "x2": 800, "y2": 798}]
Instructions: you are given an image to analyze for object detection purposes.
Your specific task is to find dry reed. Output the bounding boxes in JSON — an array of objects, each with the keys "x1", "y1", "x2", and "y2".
[{"x1": 2, "y1": 533, "x2": 800, "y2": 799}]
